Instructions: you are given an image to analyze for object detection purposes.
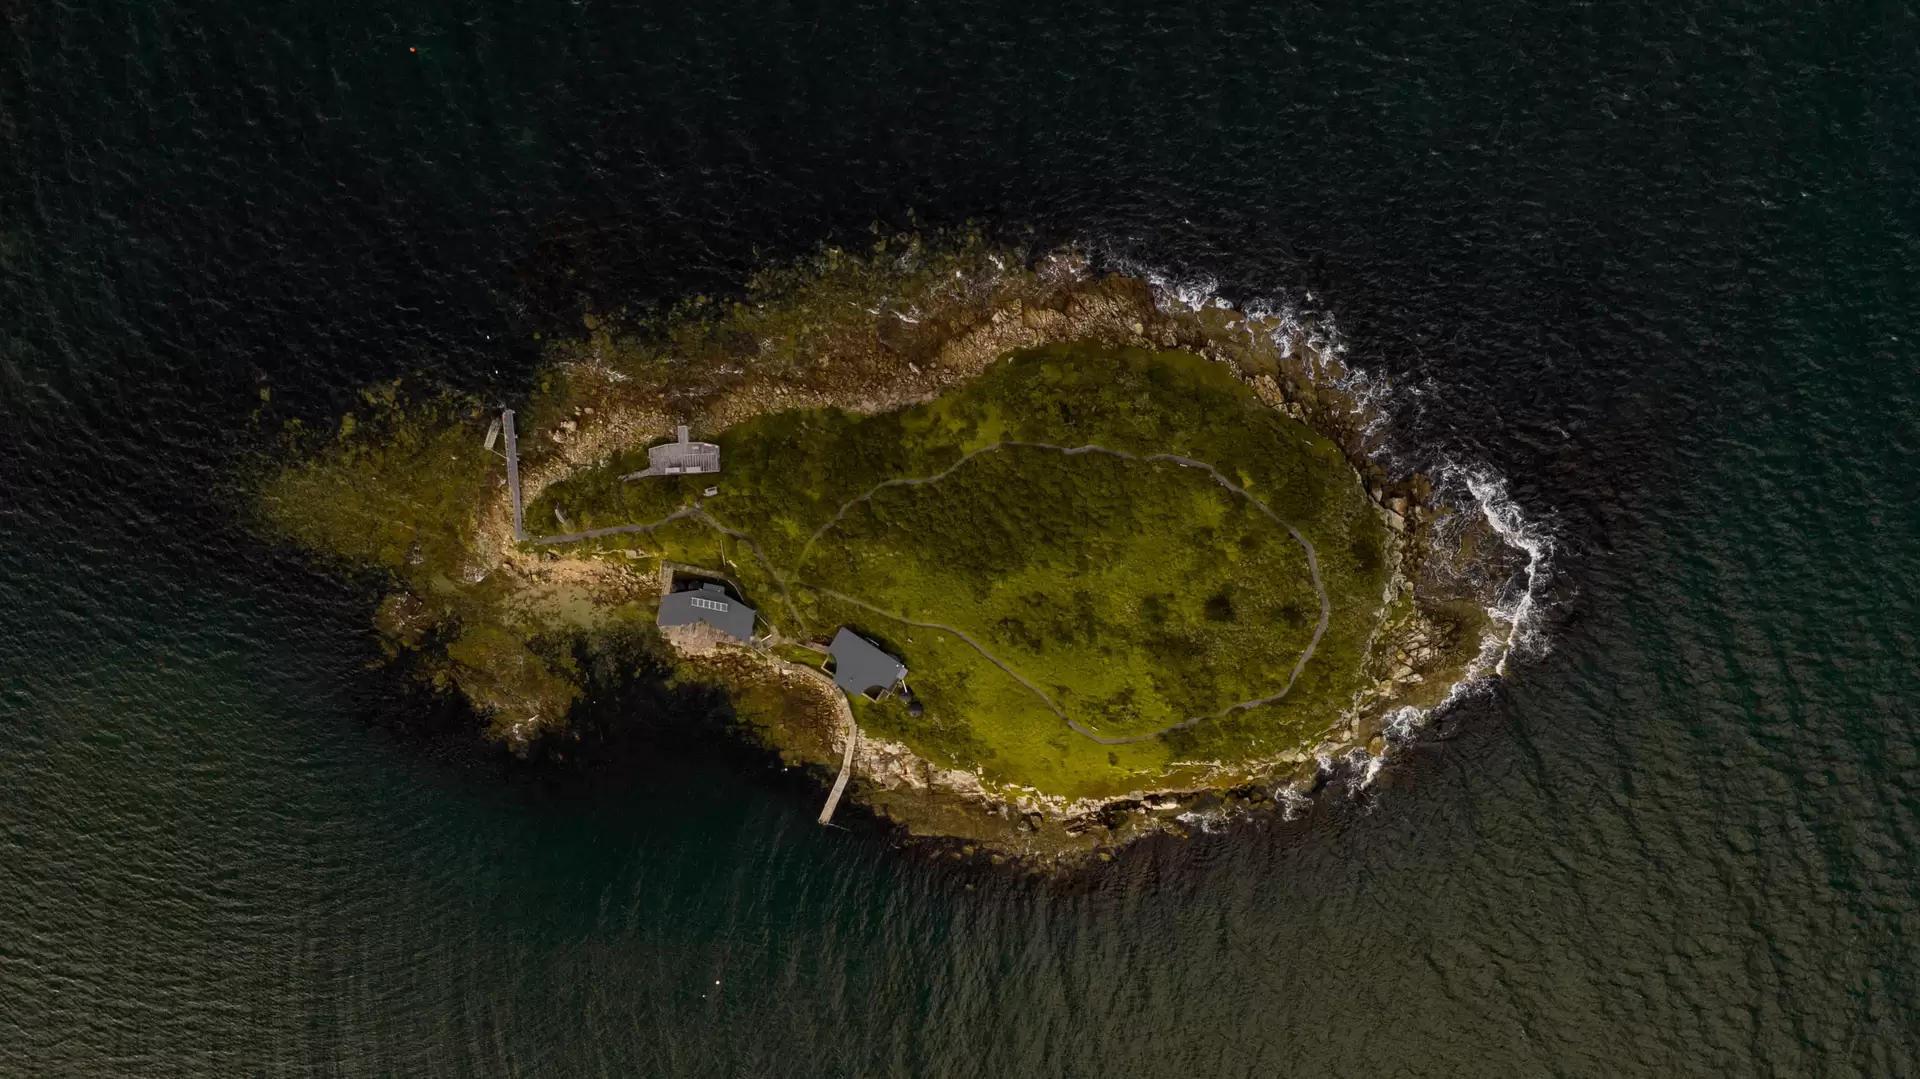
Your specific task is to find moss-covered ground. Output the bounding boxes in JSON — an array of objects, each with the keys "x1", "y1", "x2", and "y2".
[
  {"x1": 526, "y1": 343, "x2": 1389, "y2": 798},
  {"x1": 256, "y1": 383, "x2": 632, "y2": 740}
]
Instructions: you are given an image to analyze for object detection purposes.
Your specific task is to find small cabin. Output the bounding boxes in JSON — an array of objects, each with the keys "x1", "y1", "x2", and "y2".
[
  {"x1": 827, "y1": 628, "x2": 908, "y2": 699},
  {"x1": 657, "y1": 582, "x2": 756, "y2": 641},
  {"x1": 623, "y1": 425, "x2": 720, "y2": 479}
]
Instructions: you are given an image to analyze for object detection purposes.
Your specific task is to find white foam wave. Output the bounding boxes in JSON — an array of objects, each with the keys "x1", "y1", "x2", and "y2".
[
  {"x1": 1273, "y1": 786, "x2": 1313, "y2": 821},
  {"x1": 1175, "y1": 805, "x2": 1232, "y2": 834},
  {"x1": 1382, "y1": 705, "x2": 1427, "y2": 740},
  {"x1": 1346, "y1": 748, "x2": 1383, "y2": 791},
  {"x1": 1454, "y1": 466, "x2": 1557, "y2": 671}
]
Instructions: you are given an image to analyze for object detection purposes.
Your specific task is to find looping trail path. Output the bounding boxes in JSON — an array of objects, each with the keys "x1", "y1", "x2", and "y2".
[{"x1": 526, "y1": 440, "x2": 1331, "y2": 745}]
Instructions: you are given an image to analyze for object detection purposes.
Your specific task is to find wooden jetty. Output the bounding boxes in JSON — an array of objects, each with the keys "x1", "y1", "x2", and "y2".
[
  {"x1": 818, "y1": 715, "x2": 859, "y2": 825},
  {"x1": 502, "y1": 408, "x2": 525, "y2": 541}
]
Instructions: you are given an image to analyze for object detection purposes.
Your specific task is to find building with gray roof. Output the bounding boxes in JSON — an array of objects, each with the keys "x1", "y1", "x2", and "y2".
[
  {"x1": 827, "y1": 628, "x2": 908, "y2": 698},
  {"x1": 657, "y1": 582, "x2": 757, "y2": 641},
  {"x1": 623, "y1": 425, "x2": 719, "y2": 479}
]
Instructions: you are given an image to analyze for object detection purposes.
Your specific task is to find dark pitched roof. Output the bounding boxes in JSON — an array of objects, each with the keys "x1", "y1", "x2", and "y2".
[
  {"x1": 828, "y1": 628, "x2": 908, "y2": 697},
  {"x1": 657, "y1": 583, "x2": 756, "y2": 641}
]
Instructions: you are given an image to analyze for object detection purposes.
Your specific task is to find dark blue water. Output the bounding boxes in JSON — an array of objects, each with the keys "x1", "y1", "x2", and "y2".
[{"x1": 3, "y1": 1, "x2": 1917, "y2": 1074}]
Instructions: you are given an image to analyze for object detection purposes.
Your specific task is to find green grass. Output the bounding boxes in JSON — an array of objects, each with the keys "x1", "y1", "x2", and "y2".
[
  {"x1": 529, "y1": 343, "x2": 1390, "y2": 797},
  {"x1": 800, "y1": 450, "x2": 1317, "y2": 733},
  {"x1": 256, "y1": 383, "x2": 496, "y2": 575},
  {"x1": 254, "y1": 385, "x2": 604, "y2": 740}
]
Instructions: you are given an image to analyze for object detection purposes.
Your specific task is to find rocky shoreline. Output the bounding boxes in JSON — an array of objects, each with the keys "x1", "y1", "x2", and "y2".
[
  {"x1": 515, "y1": 250, "x2": 1508, "y2": 860},
  {"x1": 260, "y1": 237, "x2": 1521, "y2": 861},
  {"x1": 691, "y1": 469, "x2": 1455, "y2": 863}
]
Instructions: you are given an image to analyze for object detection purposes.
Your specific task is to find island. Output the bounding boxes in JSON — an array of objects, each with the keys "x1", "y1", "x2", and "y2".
[{"x1": 255, "y1": 236, "x2": 1510, "y2": 864}]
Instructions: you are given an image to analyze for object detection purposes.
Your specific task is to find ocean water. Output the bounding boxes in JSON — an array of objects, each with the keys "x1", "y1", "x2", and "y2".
[{"x1": 3, "y1": 0, "x2": 1917, "y2": 1075}]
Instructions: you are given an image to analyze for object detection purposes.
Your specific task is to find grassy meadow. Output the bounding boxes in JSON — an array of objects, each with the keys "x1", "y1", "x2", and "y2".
[{"x1": 527, "y1": 344, "x2": 1389, "y2": 796}]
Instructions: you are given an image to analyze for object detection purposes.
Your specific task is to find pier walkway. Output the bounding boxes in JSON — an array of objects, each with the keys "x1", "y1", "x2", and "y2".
[
  {"x1": 818, "y1": 711, "x2": 859, "y2": 825},
  {"x1": 503, "y1": 409, "x2": 525, "y2": 540}
]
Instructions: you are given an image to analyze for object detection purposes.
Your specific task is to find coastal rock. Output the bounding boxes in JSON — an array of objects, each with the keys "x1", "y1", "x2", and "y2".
[{"x1": 1289, "y1": 759, "x2": 1324, "y2": 794}]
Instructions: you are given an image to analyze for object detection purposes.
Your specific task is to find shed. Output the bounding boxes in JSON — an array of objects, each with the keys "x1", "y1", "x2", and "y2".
[
  {"x1": 657, "y1": 582, "x2": 756, "y2": 641},
  {"x1": 827, "y1": 628, "x2": 909, "y2": 699},
  {"x1": 623, "y1": 425, "x2": 720, "y2": 479}
]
